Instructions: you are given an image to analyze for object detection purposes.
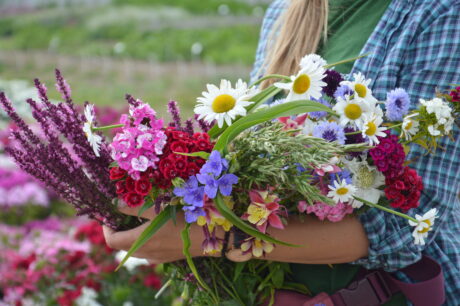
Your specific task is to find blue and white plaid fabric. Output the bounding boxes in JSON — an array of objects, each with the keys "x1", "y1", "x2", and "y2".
[{"x1": 251, "y1": 0, "x2": 460, "y2": 303}]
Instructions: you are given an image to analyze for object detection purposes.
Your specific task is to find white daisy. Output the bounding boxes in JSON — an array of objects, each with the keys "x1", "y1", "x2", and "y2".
[
  {"x1": 274, "y1": 58, "x2": 326, "y2": 102},
  {"x1": 341, "y1": 72, "x2": 378, "y2": 105},
  {"x1": 346, "y1": 158, "x2": 385, "y2": 208},
  {"x1": 361, "y1": 113, "x2": 387, "y2": 145},
  {"x1": 408, "y1": 208, "x2": 437, "y2": 245},
  {"x1": 400, "y1": 113, "x2": 419, "y2": 141},
  {"x1": 333, "y1": 95, "x2": 373, "y2": 127},
  {"x1": 194, "y1": 79, "x2": 254, "y2": 128},
  {"x1": 300, "y1": 54, "x2": 327, "y2": 69},
  {"x1": 327, "y1": 180, "x2": 357, "y2": 204},
  {"x1": 83, "y1": 104, "x2": 102, "y2": 157}
]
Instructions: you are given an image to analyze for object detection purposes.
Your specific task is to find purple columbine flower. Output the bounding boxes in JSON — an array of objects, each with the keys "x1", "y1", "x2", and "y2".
[
  {"x1": 385, "y1": 88, "x2": 410, "y2": 121},
  {"x1": 309, "y1": 98, "x2": 331, "y2": 120},
  {"x1": 334, "y1": 85, "x2": 354, "y2": 99},
  {"x1": 173, "y1": 176, "x2": 205, "y2": 207},
  {"x1": 199, "y1": 151, "x2": 227, "y2": 177},
  {"x1": 313, "y1": 121, "x2": 345, "y2": 144},
  {"x1": 196, "y1": 173, "x2": 238, "y2": 198},
  {"x1": 183, "y1": 205, "x2": 206, "y2": 223}
]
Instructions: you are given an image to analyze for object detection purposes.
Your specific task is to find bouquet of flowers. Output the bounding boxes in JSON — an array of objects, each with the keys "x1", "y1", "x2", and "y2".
[{"x1": 0, "y1": 53, "x2": 456, "y2": 305}]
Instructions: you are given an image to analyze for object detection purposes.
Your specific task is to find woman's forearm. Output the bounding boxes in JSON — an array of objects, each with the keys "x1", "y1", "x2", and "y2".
[{"x1": 262, "y1": 215, "x2": 369, "y2": 264}]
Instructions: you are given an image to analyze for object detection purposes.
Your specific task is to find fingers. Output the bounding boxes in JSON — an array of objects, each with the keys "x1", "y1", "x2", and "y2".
[
  {"x1": 103, "y1": 221, "x2": 151, "y2": 251},
  {"x1": 118, "y1": 205, "x2": 156, "y2": 220}
]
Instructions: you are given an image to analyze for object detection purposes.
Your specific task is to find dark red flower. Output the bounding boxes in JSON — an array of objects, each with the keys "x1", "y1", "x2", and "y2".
[
  {"x1": 115, "y1": 180, "x2": 127, "y2": 195},
  {"x1": 125, "y1": 176, "x2": 136, "y2": 191},
  {"x1": 171, "y1": 130, "x2": 188, "y2": 140},
  {"x1": 193, "y1": 132, "x2": 210, "y2": 142},
  {"x1": 135, "y1": 178, "x2": 152, "y2": 196},
  {"x1": 322, "y1": 69, "x2": 343, "y2": 97},
  {"x1": 449, "y1": 87, "x2": 460, "y2": 102},
  {"x1": 124, "y1": 192, "x2": 145, "y2": 207},
  {"x1": 369, "y1": 131, "x2": 405, "y2": 179},
  {"x1": 109, "y1": 167, "x2": 127, "y2": 180},
  {"x1": 65, "y1": 251, "x2": 86, "y2": 267},
  {"x1": 57, "y1": 288, "x2": 82, "y2": 306},
  {"x1": 384, "y1": 166, "x2": 423, "y2": 211},
  {"x1": 143, "y1": 273, "x2": 162, "y2": 289},
  {"x1": 12, "y1": 253, "x2": 36, "y2": 270},
  {"x1": 170, "y1": 140, "x2": 189, "y2": 153}
]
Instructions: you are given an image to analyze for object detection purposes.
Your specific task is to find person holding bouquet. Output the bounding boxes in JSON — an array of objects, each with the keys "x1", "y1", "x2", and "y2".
[{"x1": 66, "y1": 0, "x2": 460, "y2": 305}]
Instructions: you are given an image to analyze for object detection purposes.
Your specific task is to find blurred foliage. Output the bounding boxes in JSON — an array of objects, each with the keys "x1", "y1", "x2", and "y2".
[
  {"x1": 0, "y1": 201, "x2": 75, "y2": 226},
  {"x1": 0, "y1": 2, "x2": 264, "y2": 65}
]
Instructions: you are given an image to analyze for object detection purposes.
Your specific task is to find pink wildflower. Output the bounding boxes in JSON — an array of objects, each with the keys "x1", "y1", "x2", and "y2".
[{"x1": 242, "y1": 190, "x2": 285, "y2": 233}]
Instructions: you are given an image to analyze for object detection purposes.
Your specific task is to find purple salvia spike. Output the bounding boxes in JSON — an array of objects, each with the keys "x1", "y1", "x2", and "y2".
[
  {"x1": 185, "y1": 118, "x2": 194, "y2": 135},
  {"x1": 125, "y1": 94, "x2": 141, "y2": 107},
  {"x1": 55, "y1": 69, "x2": 73, "y2": 104},
  {"x1": 167, "y1": 100, "x2": 182, "y2": 128},
  {"x1": 194, "y1": 114, "x2": 212, "y2": 133},
  {"x1": 34, "y1": 79, "x2": 49, "y2": 104}
]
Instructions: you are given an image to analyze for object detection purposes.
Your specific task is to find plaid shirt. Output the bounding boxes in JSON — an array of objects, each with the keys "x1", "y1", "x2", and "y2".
[{"x1": 251, "y1": 0, "x2": 460, "y2": 304}]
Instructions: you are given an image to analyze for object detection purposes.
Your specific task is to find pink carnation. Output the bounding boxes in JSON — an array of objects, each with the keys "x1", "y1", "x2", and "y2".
[
  {"x1": 299, "y1": 200, "x2": 353, "y2": 222},
  {"x1": 110, "y1": 103, "x2": 167, "y2": 179}
]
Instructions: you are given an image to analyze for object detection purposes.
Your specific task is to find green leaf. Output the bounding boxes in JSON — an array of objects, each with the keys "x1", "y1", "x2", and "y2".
[
  {"x1": 272, "y1": 266, "x2": 284, "y2": 288},
  {"x1": 181, "y1": 224, "x2": 219, "y2": 303},
  {"x1": 324, "y1": 53, "x2": 370, "y2": 69},
  {"x1": 233, "y1": 262, "x2": 246, "y2": 282},
  {"x1": 138, "y1": 198, "x2": 154, "y2": 218},
  {"x1": 109, "y1": 161, "x2": 119, "y2": 168},
  {"x1": 174, "y1": 151, "x2": 210, "y2": 159},
  {"x1": 214, "y1": 194, "x2": 301, "y2": 247},
  {"x1": 115, "y1": 206, "x2": 172, "y2": 271},
  {"x1": 213, "y1": 100, "x2": 333, "y2": 153}
]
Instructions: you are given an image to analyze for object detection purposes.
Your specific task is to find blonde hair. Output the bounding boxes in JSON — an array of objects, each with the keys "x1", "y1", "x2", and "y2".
[{"x1": 261, "y1": 0, "x2": 329, "y2": 88}]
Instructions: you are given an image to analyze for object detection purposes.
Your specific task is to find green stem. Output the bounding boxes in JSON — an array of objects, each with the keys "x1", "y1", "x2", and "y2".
[
  {"x1": 92, "y1": 124, "x2": 124, "y2": 131},
  {"x1": 250, "y1": 74, "x2": 291, "y2": 87},
  {"x1": 324, "y1": 53, "x2": 371, "y2": 69},
  {"x1": 387, "y1": 123, "x2": 403, "y2": 129},
  {"x1": 353, "y1": 196, "x2": 418, "y2": 223},
  {"x1": 345, "y1": 130, "x2": 362, "y2": 136}
]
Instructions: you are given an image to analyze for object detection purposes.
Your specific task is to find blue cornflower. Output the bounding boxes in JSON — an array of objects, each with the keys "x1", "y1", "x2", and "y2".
[
  {"x1": 196, "y1": 173, "x2": 239, "y2": 198},
  {"x1": 183, "y1": 205, "x2": 206, "y2": 223},
  {"x1": 334, "y1": 84, "x2": 353, "y2": 99},
  {"x1": 330, "y1": 170, "x2": 352, "y2": 184},
  {"x1": 309, "y1": 98, "x2": 331, "y2": 120},
  {"x1": 173, "y1": 176, "x2": 205, "y2": 207},
  {"x1": 313, "y1": 121, "x2": 346, "y2": 144},
  {"x1": 200, "y1": 150, "x2": 227, "y2": 177},
  {"x1": 385, "y1": 88, "x2": 410, "y2": 121}
]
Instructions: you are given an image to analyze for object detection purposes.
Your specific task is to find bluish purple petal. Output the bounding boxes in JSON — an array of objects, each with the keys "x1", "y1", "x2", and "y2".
[{"x1": 183, "y1": 206, "x2": 206, "y2": 223}]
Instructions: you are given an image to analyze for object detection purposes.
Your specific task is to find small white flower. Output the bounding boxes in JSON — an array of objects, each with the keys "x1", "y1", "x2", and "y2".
[
  {"x1": 408, "y1": 208, "x2": 437, "y2": 245},
  {"x1": 427, "y1": 125, "x2": 441, "y2": 136},
  {"x1": 333, "y1": 95, "x2": 373, "y2": 127},
  {"x1": 341, "y1": 72, "x2": 378, "y2": 105},
  {"x1": 195, "y1": 79, "x2": 254, "y2": 128},
  {"x1": 327, "y1": 180, "x2": 357, "y2": 204},
  {"x1": 131, "y1": 155, "x2": 149, "y2": 172},
  {"x1": 361, "y1": 113, "x2": 387, "y2": 145},
  {"x1": 83, "y1": 104, "x2": 102, "y2": 157},
  {"x1": 400, "y1": 113, "x2": 419, "y2": 140},
  {"x1": 115, "y1": 250, "x2": 149, "y2": 272},
  {"x1": 75, "y1": 287, "x2": 102, "y2": 306},
  {"x1": 275, "y1": 57, "x2": 326, "y2": 102},
  {"x1": 302, "y1": 118, "x2": 317, "y2": 136},
  {"x1": 345, "y1": 158, "x2": 385, "y2": 208},
  {"x1": 300, "y1": 53, "x2": 328, "y2": 68}
]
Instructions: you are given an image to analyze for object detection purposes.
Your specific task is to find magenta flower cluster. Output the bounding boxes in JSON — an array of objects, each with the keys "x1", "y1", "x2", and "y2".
[
  {"x1": 369, "y1": 131, "x2": 405, "y2": 178},
  {"x1": 110, "y1": 102, "x2": 167, "y2": 180},
  {"x1": 299, "y1": 200, "x2": 353, "y2": 222}
]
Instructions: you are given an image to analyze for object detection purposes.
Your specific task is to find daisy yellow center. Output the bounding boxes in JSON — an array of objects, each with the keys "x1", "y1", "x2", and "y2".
[
  {"x1": 417, "y1": 220, "x2": 432, "y2": 234},
  {"x1": 336, "y1": 187, "x2": 349, "y2": 195},
  {"x1": 405, "y1": 121, "x2": 413, "y2": 130},
  {"x1": 212, "y1": 94, "x2": 236, "y2": 113},
  {"x1": 344, "y1": 103, "x2": 362, "y2": 120},
  {"x1": 293, "y1": 74, "x2": 311, "y2": 94},
  {"x1": 357, "y1": 166, "x2": 375, "y2": 189},
  {"x1": 355, "y1": 84, "x2": 367, "y2": 98},
  {"x1": 365, "y1": 121, "x2": 377, "y2": 136}
]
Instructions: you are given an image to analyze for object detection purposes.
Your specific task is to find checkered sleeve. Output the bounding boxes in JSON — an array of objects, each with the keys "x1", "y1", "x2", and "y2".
[{"x1": 353, "y1": 2, "x2": 460, "y2": 272}]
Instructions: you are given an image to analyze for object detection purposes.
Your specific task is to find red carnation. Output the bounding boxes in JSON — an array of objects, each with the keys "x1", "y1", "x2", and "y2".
[
  {"x1": 135, "y1": 178, "x2": 152, "y2": 196},
  {"x1": 125, "y1": 176, "x2": 135, "y2": 191},
  {"x1": 170, "y1": 140, "x2": 189, "y2": 153},
  {"x1": 124, "y1": 192, "x2": 145, "y2": 207},
  {"x1": 109, "y1": 167, "x2": 127, "y2": 180},
  {"x1": 171, "y1": 130, "x2": 188, "y2": 140},
  {"x1": 144, "y1": 273, "x2": 162, "y2": 289},
  {"x1": 449, "y1": 87, "x2": 460, "y2": 102},
  {"x1": 115, "y1": 181, "x2": 127, "y2": 195},
  {"x1": 57, "y1": 288, "x2": 82, "y2": 306},
  {"x1": 384, "y1": 166, "x2": 423, "y2": 211}
]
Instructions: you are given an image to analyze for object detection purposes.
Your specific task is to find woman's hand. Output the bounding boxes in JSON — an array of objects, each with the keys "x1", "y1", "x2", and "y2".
[{"x1": 102, "y1": 206, "x2": 206, "y2": 264}]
